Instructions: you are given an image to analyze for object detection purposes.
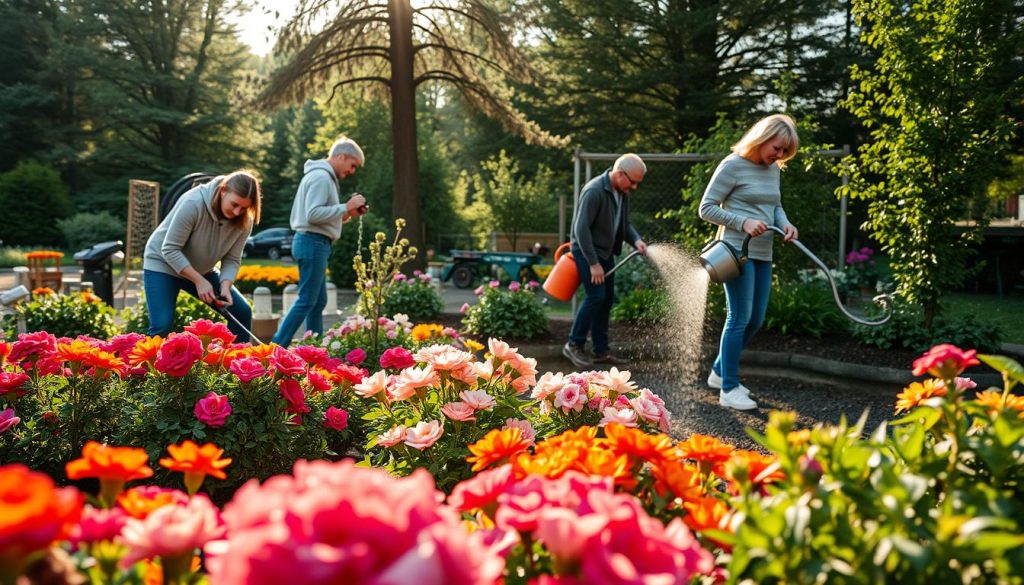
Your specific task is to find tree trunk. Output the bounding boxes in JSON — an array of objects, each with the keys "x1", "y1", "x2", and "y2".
[{"x1": 388, "y1": 0, "x2": 424, "y2": 271}]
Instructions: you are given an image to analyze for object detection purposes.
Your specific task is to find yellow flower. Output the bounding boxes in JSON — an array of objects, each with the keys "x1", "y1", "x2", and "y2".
[
  {"x1": 974, "y1": 390, "x2": 1024, "y2": 418},
  {"x1": 895, "y1": 378, "x2": 947, "y2": 414},
  {"x1": 411, "y1": 323, "x2": 444, "y2": 341}
]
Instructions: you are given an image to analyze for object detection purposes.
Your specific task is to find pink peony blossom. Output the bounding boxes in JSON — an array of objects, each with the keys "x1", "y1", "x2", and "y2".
[
  {"x1": 474, "y1": 286, "x2": 484, "y2": 296},
  {"x1": 404, "y1": 420, "x2": 444, "y2": 450},
  {"x1": 269, "y1": 347, "x2": 306, "y2": 376},
  {"x1": 531, "y1": 372, "x2": 565, "y2": 401},
  {"x1": 460, "y1": 389, "x2": 497, "y2": 411},
  {"x1": 154, "y1": 333, "x2": 203, "y2": 377},
  {"x1": 121, "y1": 494, "x2": 224, "y2": 566},
  {"x1": 0, "y1": 408, "x2": 20, "y2": 433},
  {"x1": 381, "y1": 347, "x2": 416, "y2": 370},
  {"x1": 378, "y1": 424, "x2": 408, "y2": 447},
  {"x1": 495, "y1": 473, "x2": 613, "y2": 534},
  {"x1": 324, "y1": 406, "x2": 349, "y2": 431},
  {"x1": 229, "y1": 357, "x2": 265, "y2": 383},
  {"x1": 441, "y1": 402, "x2": 477, "y2": 422},
  {"x1": 345, "y1": 348, "x2": 367, "y2": 365},
  {"x1": 70, "y1": 505, "x2": 128, "y2": 545},
  {"x1": 194, "y1": 392, "x2": 232, "y2": 428}
]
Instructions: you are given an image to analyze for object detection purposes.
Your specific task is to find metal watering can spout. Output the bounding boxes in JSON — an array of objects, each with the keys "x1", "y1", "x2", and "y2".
[
  {"x1": 700, "y1": 226, "x2": 893, "y2": 327},
  {"x1": 606, "y1": 249, "x2": 643, "y2": 277}
]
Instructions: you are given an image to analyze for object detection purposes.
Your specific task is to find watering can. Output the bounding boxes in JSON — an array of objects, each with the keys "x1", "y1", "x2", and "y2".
[
  {"x1": 699, "y1": 226, "x2": 894, "y2": 327},
  {"x1": 542, "y1": 243, "x2": 642, "y2": 302}
]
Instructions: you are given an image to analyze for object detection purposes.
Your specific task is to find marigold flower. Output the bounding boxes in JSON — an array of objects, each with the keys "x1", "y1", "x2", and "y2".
[
  {"x1": 577, "y1": 447, "x2": 634, "y2": 489},
  {"x1": 604, "y1": 423, "x2": 678, "y2": 463},
  {"x1": 682, "y1": 497, "x2": 734, "y2": 548},
  {"x1": 895, "y1": 378, "x2": 948, "y2": 414},
  {"x1": 973, "y1": 390, "x2": 1024, "y2": 418},
  {"x1": 726, "y1": 450, "x2": 785, "y2": 494},
  {"x1": 411, "y1": 323, "x2": 443, "y2": 341},
  {"x1": 678, "y1": 433, "x2": 734, "y2": 467},
  {"x1": 467, "y1": 428, "x2": 532, "y2": 472},
  {"x1": 117, "y1": 486, "x2": 189, "y2": 519},
  {"x1": 0, "y1": 464, "x2": 83, "y2": 569},
  {"x1": 128, "y1": 336, "x2": 163, "y2": 369},
  {"x1": 66, "y1": 442, "x2": 154, "y2": 506},
  {"x1": 652, "y1": 459, "x2": 704, "y2": 502},
  {"x1": 159, "y1": 441, "x2": 232, "y2": 496},
  {"x1": 911, "y1": 344, "x2": 979, "y2": 379}
]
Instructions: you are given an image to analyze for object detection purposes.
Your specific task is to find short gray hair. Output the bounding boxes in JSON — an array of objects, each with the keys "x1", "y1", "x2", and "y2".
[
  {"x1": 329, "y1": 137, "x2": 365, "y2": 164},
  {"x1": 613, "y1": 153, "x2": 646, "y2": 176}
]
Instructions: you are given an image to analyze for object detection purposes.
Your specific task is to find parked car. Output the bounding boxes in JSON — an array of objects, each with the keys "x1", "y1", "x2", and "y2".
[{"x1": 244, "y1": 228, "x2": 294, "y2": 260}]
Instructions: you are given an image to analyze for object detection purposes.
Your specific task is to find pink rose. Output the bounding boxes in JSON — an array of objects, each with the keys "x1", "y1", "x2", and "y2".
[
  {"x1": 194, "y1": 392, "x2": 232, "y2": 428},
  {"x1": 508, "y1": 281, "x2": 521, "y2": 292},
  {"x1": 154, "y1": 332, "x2": 203, "y2": 377},
  {"x1": 460, "y1": 390, "x2": 496, "y2": 411},
  {"x1": 441, "y1": 402, "x2": 477, "y2": 422},
  {"x1": 912, "y1": 344, "x2": 980, "y2": 378},
  {"x1": 307, "y1": 369, "x2": 332, "y2": 392},
  {"x1": 278, "y1": 378, "x2": 308, "y2": 414},
  {"x1": 70, "y1": 505, "x2": 128, "y2": 545},
  {"x1": 554, "y1": 384, "x2": 585, "y2": 412},
  {"x1": 380, "y1": 347, "x2": 415, "y2": 370},
  {"x1": 0, "y1": 408, "x2": 21, "y2": 433},
  {"x1": 345, "y1": 348, "x2": 366, "y2": 365},
  {"x1": 378, "y1": 424, "x2": 407, "y2": 447},
  {"x1": 121, "y1": 494, "x2": 225, "y2": 566},
  {"x1": 229, "y1": 357, "x2": 265, "y2": 383},
  {"x1": 324, "y1": 406, "x2": 349, "y2": 431},
  {"x1": 448, "y1": 464, "x2": 515, "y2": 512},
  {"x1": 269, "y1": 347, "x2": 306, "y2": 376},
  {"x1": 0, "y1": 371, "x2": 30, "y2": 400},
  {"x1": 354, "y1": 370, "x2": 390, "y2": 398},
  {"x1": 404, "y1": 420, "x2": 444, "y2": 450},
  {"x1": 460, "y1": 303, "x2": 470, "y2": 314},
  {"x1": 184, "y1": 319, "x2": 236, "y2": 347},
  {"x1": 489, "y1": 280, "x2": 499, "y2": 289},
  {"x1": 10, "y1": 331, "x2": 57, "y2": 363},
  {"x1": 291, "y1": 345, "x2": 328, "y2": 367},
  {"x1": 101, "y1": 333, "x2": 146, "y2": 356}
]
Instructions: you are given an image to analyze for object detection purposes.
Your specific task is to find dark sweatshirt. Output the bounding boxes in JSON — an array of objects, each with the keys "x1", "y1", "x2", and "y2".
[{"x1": 571, "y1": 169, "x2": 642, "y2": 265}]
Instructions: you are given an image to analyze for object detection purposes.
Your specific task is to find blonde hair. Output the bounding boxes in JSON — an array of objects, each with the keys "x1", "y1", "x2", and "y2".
[
  {"x1": 732, "y1": 114, "x2": 799, "y2": 169},
  {"x1": 219, "y1": 169, "x2": 262, "y2": 227}
]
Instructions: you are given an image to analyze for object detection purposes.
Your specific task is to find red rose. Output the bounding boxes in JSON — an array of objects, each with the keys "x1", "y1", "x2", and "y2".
[
  {"x1": 345, "y1": 348, "x2": 367, "y2": 366},
  {"x1": 194, "y1": 391, "x2": 232, "y2": 428},
  {"x1": 269, "y1": 347, "x2": 306, "y2": 377},
  {"x1": 324, "y1": 406, "x2": 349, "y2": 431},
  {"x1": 184, "y1": 319, "x2": 236, "y2": 347},
  {"x1": 278, "y1": 378, "x2": 307, "y2": 411},
  {"x1": 380, "y1": 347, "x2": 415, "y2": 370},
  {"x1": 229, "y1": 357, "x2": 266, "y2": 383},
  {"x1": 912, "y1": 344, "x2": 980, "y2": 379},
  {"x1": 292, "y1": 346, "x2": 329, "y2": 367},
  {"x1": 10, "y1": 332, "x2": 57, "y2": 364},
  {"x1": 307, "y1": 369, "x2": 332, "y2": 392},
  {"x1": 154, "y1": 333, "x2": 203, "y2": 377},
  {"x1": 0, "y1": 372, "x2": 30, "y2": 400}
]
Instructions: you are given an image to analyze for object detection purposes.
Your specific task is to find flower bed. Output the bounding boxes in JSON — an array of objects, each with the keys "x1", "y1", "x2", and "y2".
[{"x1": 2, "y1": 328, "x2": 1022, "y2": 583}]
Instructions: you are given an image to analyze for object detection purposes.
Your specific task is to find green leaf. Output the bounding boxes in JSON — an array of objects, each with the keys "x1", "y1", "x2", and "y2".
[
  {"x1": 978, "y1": 354, "x2": 1024, "y2": 384},
  {"x1": 971, "y1": 532, "x2": 1024, "y2": 552}
]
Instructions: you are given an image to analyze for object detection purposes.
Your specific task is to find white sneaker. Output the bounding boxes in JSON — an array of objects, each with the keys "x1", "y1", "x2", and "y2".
[
  {"x1": 707, "y1": 371, "x2": 751, "y2": 396},
  {"x1": 720, "y1": 387, "x2": 758, "y2": 410}
]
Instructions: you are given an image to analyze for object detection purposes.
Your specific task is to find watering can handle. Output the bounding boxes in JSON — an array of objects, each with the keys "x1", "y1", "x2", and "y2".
[
  {"x1": 554, "y1": 243, "x2": 573, "y2": 263},
  {"x1": 764, "y1": 226, "x2": 894, "y2": 327}
]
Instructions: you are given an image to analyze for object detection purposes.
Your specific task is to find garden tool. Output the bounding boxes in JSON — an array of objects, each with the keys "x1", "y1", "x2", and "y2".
[
  {"x1": 209, "y1": 298, "x2": 264, "y2": 345},
  {"x1": 543, "y1": 245, "x2": 644, "y2": 301},
  {"x1": 699, "y1": 226, "x2": 893, "y2": 326}
]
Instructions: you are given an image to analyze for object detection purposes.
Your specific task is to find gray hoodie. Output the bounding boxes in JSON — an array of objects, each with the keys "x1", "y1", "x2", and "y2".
[
  {"x1": 289, "y1": 159, "x2": 349, "y2": 241},
  {"x1": 143, "y1": 176, "x2": 251, "y2": 283}
]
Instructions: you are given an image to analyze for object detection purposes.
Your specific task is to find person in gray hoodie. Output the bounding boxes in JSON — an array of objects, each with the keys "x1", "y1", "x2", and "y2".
[
  {"x1": 272, "y1": 137, "x2": 367, "y2": 347},
  {"x1": 143, "y1": 170, "x2": 262, "y2": 341}
]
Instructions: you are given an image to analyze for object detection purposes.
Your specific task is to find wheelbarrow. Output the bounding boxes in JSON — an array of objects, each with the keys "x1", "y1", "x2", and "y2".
[{"x1": 440, "y1": 249, "x2": 543, "y2": 289}]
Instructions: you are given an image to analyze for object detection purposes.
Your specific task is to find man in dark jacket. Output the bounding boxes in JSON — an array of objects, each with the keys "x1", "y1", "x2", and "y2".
[{"x1": 563, "y1": 153, "x2": 648, "y2": 368}]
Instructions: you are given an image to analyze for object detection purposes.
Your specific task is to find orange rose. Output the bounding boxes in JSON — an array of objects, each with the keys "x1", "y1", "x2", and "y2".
[
  {"x1": 66, "y1": 442, "x2": 153, "y2": 507},
  {"x1": 0, "y1": 465, "x2": 83, "y2": 573},
  {"x1": 159, "y1": 441, "x2": 232, "y2": 495}
]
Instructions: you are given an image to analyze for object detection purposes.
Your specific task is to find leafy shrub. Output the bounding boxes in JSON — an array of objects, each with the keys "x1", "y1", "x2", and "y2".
[
  {"x1": 0, "y1": 161, "x2": 73, "y2": 246},
  {"x1": 1, "y1": 291, "x2": 118, "y2": 339},
  {"x1": 379, "y1": 273, "x2": 444, "y2": 322},
  {"x1": 329, "y1": 212, "x2": 387, "y2": 288},
  {"x1": 611, "y1": 288, "x2": 670, "y2": 324},
  {"x1": 57, "y1": 212, "x2": 125, "y2": 253},
  {"x1": 462, "y1": 281, "x2": 548, "y2": 340},
  {"x1": 233, "y1": 264, "x2": 299, "y2": 293},
  {"x1": 852, "y1": 298, "x2": 1003, "y2": 352},
  {"x1": 120, "y1": 292, "x2": 220, "y2": 334},
  {"x1": 762, "y1": 277, "x2": 847, "y2": 338}
]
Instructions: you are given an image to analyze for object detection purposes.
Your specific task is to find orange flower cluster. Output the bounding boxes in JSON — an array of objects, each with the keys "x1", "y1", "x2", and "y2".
[
  {"x1": 411, "y1": 323, "x2": 446, "y2": 342},
  {"x1": 32, "y1": 287, "x2": 55, "y2": 296},
  {"x1": 56, "y1": 339, "x2": 125, "y2": 376},
  {"x1": 974, "y1": 390, "x2": 1024, "y2": 418},
  {"x1": 895, "y1": 378, "x2": 948, "y2": 414},
  {"x1": 235, "y1": 265, "x2": 300, "y2": 288},
  {"x1": 25, "y1": 250, "x2": 64, "y2": 260}
]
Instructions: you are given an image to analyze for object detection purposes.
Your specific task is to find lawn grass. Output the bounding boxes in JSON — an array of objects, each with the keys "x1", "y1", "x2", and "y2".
[{"x1": 944, "y1": 292, "x2": 1024, "y2": 345}]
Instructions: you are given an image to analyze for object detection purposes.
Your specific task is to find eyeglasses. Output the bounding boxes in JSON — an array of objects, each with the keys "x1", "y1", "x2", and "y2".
[{"x1": 620, "y1": 169, "x2": 642, "y2": 188}]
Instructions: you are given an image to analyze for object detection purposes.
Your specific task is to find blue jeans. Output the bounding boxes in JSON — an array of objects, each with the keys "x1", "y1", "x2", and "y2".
[
  {"x1": 143, "y1": 269, "x2": 253, "y2": 342},
  {"x1": 568, "y1": 247, "x2": 616, "y2": 354},
  {"x1": 713, "y1": 260, "x2": 772, "y2": 391},
  {"x1": 272, "y1": 231, "x2": 332, "y2": 347}
]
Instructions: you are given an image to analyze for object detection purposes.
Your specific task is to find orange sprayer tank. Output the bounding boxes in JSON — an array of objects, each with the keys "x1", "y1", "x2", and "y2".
[{"x1": 542, "y1": 243, "x2": 580, "y2": 302}]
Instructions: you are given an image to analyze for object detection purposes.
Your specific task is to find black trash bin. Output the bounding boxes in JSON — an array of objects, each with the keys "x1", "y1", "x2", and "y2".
[{"x1": 73, "y1": 241, "x2": 124, "y2": 306}]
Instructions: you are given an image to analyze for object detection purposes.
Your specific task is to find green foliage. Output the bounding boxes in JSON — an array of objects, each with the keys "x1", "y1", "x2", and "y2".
[
  {"x1": 57, "y1": 212, "x2": 125, "y2": 253},
  {"x1": 840, "y1": 0, "x2": 1022, "y2": 328},
  {"x1": 0, "y1": 161, "x2": 73, "y2": 246},
  {"x1": 851, "y1": 298, "x2": 1003, "y2": 353},
  {"x1": 2, "y1": 291, "x2": 117, "y2": 340},
  {"x1": 380, "y1": 275, "x2": 444, "y2": 322},
  {"x1": 120, "y1": 292, "x2": 219, "y2": 335},
  {"x1": 762, "y1": 277, "x2": 847, "y2": 338},
  {"x1": 728, "y1": 357, "x2": 1024, "y2": 583},
  {"x1": 460, "y1": 150, "x2": 559, "y2": 252},
  {"x1": 611, "y1": 288, "x2": 669, "y2": 324},
  {"x1": 462, "y1": 283, "x2": 548, "y2": 340},
  {"x1": 665, "y1": 115, "x2": 841, "y2": 283},
  {"x1": 329, "y1": 213, "x2": 388, "y2": 289}
]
